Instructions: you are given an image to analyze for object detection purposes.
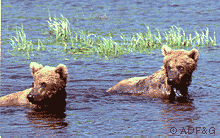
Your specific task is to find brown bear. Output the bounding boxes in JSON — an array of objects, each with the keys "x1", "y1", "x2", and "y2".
[
  {"x1": 0, "y1": 62, "x2": 68, "y2": 110},
  {"x1": 107, "y1": 45, "x2": 199, "y2": 100}
]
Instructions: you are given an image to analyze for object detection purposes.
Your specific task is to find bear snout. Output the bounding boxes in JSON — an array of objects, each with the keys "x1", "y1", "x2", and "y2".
[
  {"x1": 27, "y1": 88, "x2": 42, "y2": 104},
  {"x1": 167, "y1": 68, "x2": 180, "y2": 85},
  {"x1": 167, "y1": 78, "x2": 175, "y2": 86},
  {"x1": 27, "y1": 94, "x2": 35, "y2": 103},
  {"x1": 27, "y1": 93, "x2": 42, "y2": 104}
]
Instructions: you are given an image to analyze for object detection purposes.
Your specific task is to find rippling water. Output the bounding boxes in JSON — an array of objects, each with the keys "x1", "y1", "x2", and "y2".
[{"x1": 1, "y1": 0, "x2": 220, "y2": 137}]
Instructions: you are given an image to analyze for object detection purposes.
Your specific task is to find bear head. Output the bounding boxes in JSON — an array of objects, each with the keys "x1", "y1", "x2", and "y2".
[
  {"x1": 27, "y1": 62, "x2": 68, "y2": 109},
  {"x1": 161, "y1": 45, "x2": 199, "y2": 96}
]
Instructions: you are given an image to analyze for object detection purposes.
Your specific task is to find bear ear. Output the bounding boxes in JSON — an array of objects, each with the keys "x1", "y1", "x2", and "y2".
[
  {"x1": 161, "y1": 45, "x2": 173, "y2": 56},
  {"x1": 55, "y1": 64, "x2": 68, "y2": 82},
  {"x1": 188, "y1": 48, "x2": 199, "y2": 62},
  {"x1": 30, "y1": 62, "x2": 43, "y2": 76}
]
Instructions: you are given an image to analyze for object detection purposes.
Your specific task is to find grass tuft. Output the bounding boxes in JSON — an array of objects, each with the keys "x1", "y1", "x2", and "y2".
[
  {"x1": 48, "y1": 12, "x2": 71, "y2": 40},
  {"x1": 10, "y1": 26, "x2": 46, "y2": 52},
  {"x1": 9, "y1": 13, "x2": 217, "y2": 59}
]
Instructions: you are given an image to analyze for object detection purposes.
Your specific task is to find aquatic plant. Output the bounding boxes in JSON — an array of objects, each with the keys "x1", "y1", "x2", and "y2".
[
  {"x1": 47, "y1": 13, "x2": 71, "y2": 40},
  {"x1": 163, "y1": 26, "x2": 216, "y2": 48},
  {"x1": 10, "y1": 26, "x2": 46, "y2": 52},
  {"x1": 10, "y1": 13, "x2": 217, "y2": 59},
  {"x1": 10, "y1": 26, "x2": 33, "y2": 51}
]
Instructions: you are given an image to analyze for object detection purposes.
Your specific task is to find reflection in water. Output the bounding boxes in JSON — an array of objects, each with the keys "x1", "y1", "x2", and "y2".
[
  {"x1": 26, "y1": 108, "x2": 68, "y2": 129},
  {"x1": 161, "y1": 99, "x2": 198, "y2": 130},
  {"x1": 162, "y1": 101, "x2": 196, "y2": 113},
  {"x1": 26, "y1": 102, "x2": 68, "y2": 129}
]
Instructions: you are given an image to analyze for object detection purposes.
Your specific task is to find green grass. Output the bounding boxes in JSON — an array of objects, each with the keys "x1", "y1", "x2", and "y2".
[
  {"x1": 47, "y1": 12, "x2": 71, "y2": 40},
  {"x1": 9, "y1": 13, "x2": 217, "y2": 59},
  {"x1": 10, "y1": 26, "x2": 46, "y2": 52}
]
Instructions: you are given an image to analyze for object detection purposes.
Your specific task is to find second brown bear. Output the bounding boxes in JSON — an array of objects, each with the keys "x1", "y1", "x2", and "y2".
[{"x1": 107, "y1": 45, "x2": 199, "y2": 99}]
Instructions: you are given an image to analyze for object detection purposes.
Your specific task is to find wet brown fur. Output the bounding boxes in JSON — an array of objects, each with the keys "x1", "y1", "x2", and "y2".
[
  {"x1": 107, "y1": 45, "x2": 199, "y2": 98},
  {"x1": 0, "y1": 62, "x2": 68, "y2": 108}
]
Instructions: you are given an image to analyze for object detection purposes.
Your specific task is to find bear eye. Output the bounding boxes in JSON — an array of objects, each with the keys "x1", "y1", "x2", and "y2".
[
  {"x1": 167, "y1": 66, "x2": 171, "y2": 70},
  {"x1": 178, "y1": 66, "x2": 184, "y2": 71},
  {"x1": 40, "y1": 82, "x2": 46, "y2": 87}
]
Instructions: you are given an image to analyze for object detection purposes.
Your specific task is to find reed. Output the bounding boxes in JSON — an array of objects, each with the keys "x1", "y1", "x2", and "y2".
[
  {"x1": 46, "y1": 14, "x2": 216, "y2": 58},
  {"x1": 10, "y1": 26, "x2": 33, "y2": 51},
  {"x1": 10, "y1": 26, "x2": 46, "y2": 53},
  {"x1": 10, "y1": 13, "x2": 217, "y2": 59},
  {"x1": 47, "y1": 12, "x2": 71, "y2": 40}
]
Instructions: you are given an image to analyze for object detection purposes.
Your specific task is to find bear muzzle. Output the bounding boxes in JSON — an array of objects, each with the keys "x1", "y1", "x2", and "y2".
[
  {"x1": 167, "y1": 69, "x2": 181, "y2": 86},
  {"x1": 27, "y1": 87, "x2": 43, "y2": 104},
  {"x1": 27, "y1": 93, "x2": 35, "y2": 104},
  {"x1": 167, "y1": 78, "x2": 183, "y2": 98},
  {"x1": 167, "y1": 78, "x2": 175, "y2": 86}
]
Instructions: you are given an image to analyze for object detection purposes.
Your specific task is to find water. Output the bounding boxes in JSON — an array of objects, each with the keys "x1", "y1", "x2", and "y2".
[{"x1": 1, "y1": 0, "x2": 220, "y2": 137}]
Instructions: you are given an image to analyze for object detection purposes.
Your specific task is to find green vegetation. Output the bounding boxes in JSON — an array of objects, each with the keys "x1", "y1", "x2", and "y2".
[
  {"x1": 9, "y1": 13, "x2": 217, "y2": 59},
  {"x1": 47, "y1": 13, "x2": 70, "y2": 40},
  {"x1": 10, "y1": 26, "x2": 46, "y2": 52}
]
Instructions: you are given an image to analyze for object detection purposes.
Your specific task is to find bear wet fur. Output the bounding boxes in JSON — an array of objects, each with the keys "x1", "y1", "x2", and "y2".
[
  {"x1": 0, "y1": 62, "x2": 68, "y2": 110},
  {"x1": 107, "y1": 45, "x2": 199, "y2": 99}
]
